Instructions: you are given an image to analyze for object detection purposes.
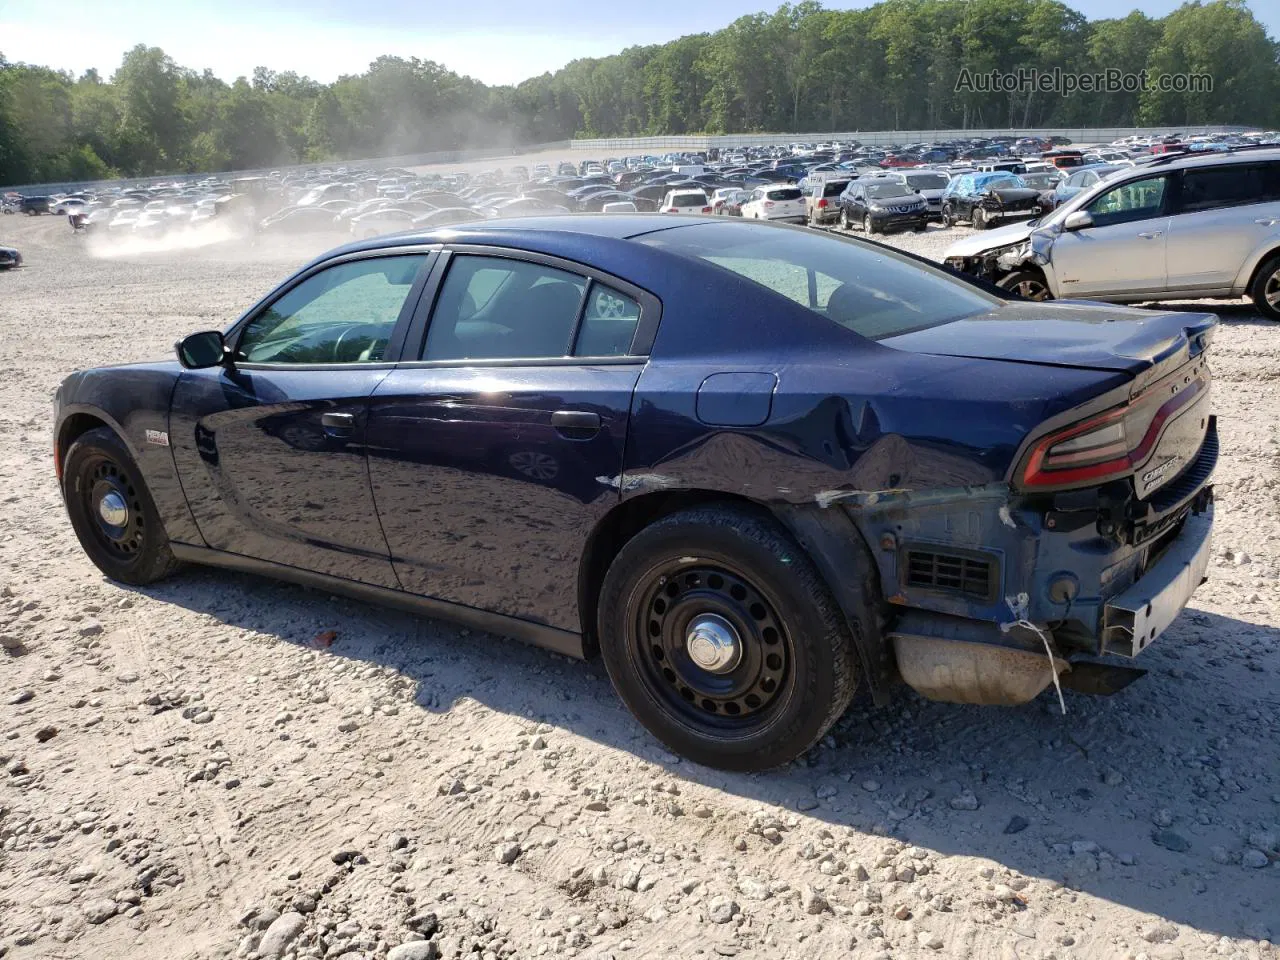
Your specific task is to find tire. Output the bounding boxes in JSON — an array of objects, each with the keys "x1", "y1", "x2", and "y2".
[
  {"x1": 973, "y1": 206, "x2": 988, "y2": 230},
  {"x1": 864, "y1": 214, "x2": 879, "y2": 235},
  {"x1": 839, "y1": 208, "x2": 849, "y2": 231},
  {"x1": 62, "y1": 427, "x2": 181, "y2": 585},
  {"x1": 1249, "y1": 253, "x2": 1280, "y2": 321},
  {"x1": 998, "y1": 270, "x2": 1054, "y2": 301},
  {"x1": 597, "y1": 505, "x2": 859, "y2": 771},
  {"x1": 940, "y1": 204, "x2": 954, "y2": 228}
]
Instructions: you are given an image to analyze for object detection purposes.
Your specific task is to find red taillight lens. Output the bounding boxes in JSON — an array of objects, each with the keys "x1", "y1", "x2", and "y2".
[
  {"x1": 664, "y1": 207, "x2": 676, "y2": 213},
  {"x1": 701, "y1": 206, "x2": 712, "y2": 213},
  {"x1": 1021, "y1": 376, "x2": 1205, "y2": 488},
  {"x1": 764, "y1": 201, "x2": 775, "y2": 208},
  {"x1": 818, "y1": 199, "x2": 828, "y2": 208}
]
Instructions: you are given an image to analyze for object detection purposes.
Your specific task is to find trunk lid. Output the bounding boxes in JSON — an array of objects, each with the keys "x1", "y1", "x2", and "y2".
[{"x1": 883, "y1": 301, "x2": 1216, "y2": 378}]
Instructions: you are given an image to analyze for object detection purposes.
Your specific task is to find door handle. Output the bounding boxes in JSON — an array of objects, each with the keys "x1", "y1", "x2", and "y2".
[
  {"x1": 321, "y1": 412, "x2": 355, "y2": 437},
  {"x1": 551, "y1": 410, "x2": 601, "y2": 438},
  {"x1": 1136, "y1": 231, "x2": 1163, "y2": 239}
]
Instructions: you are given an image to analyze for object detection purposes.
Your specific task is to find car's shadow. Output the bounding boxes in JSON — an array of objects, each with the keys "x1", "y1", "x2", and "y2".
[{"x1": 140, "y1": 567, "x2": 1279, "y2": 942}]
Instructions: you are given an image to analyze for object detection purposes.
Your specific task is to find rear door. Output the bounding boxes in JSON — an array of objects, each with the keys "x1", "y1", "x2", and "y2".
[
  {"x1": 169, "y1": 249, "x2": 434, "y2": 587},
  {"x1": 1164, "y1": 162, "x2": 1280, "y2": 293},
  {"x1": 365, "y1": 248, "x2": 659, "y2": 630},
  {"x1": 1050, "y1": 173, "x2": 1171, "y2": 298}
]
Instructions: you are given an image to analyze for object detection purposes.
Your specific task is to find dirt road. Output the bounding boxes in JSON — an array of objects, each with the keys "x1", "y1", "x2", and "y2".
[{"x1": 1, "y1": 211, "x2": 1277, "y2": 960}]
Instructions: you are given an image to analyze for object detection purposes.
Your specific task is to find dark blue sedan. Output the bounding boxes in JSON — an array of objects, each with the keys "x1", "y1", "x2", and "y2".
[{"x1": 55, "y1": 215, "x2": 1217, "y2": 770}]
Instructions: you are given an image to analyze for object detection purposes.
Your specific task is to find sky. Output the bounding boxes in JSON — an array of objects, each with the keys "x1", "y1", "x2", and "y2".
[{"x1": 2, "y1": 0, "x2": 1276, "y2": 87}]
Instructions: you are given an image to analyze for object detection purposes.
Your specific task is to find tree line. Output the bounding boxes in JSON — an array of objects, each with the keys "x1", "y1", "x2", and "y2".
[{"x1": 1, "y1": 0, "x2": 1277, "y2": 185}]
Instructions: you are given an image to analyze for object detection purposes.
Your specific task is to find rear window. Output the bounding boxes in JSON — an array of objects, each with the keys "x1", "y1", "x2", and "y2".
[
  {"x1": 767, "y1": 188, "x2": 802, "y2": 201},
  {"x1": 638, "y1": 221, "x2": 998, "y2": 340},
  {"x1": 905, "y1": 174, "x2": 949, "y2": 190},
  {"x1": 822, "y1": 181, "x2": 850, "y2": 196},
  {"x1": 671, "y1": 193, "x2": 707, "y2": 206}
]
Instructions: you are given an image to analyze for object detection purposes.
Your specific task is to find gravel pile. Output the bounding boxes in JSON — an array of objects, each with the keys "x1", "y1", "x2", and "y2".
[{"x1": 0, "y1": 211, "x2": 1277, "y2": 960}]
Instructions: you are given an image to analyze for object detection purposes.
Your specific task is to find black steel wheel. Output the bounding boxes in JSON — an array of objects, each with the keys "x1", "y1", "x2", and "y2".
[
  {"x1": 62, "y1": 427, "x2": 181, "y2": 585},
  {"x1": 597, "y1": 505, "x2": 860, "y2": 771}
]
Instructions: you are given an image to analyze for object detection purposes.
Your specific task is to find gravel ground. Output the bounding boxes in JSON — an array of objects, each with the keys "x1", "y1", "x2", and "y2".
[{"x1": 1, "y1": 209, "x2": 1278, "y2": 960}]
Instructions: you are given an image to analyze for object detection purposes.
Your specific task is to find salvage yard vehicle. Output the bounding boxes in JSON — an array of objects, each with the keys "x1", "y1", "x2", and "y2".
[
  {"x1": 741, "y1": 186, "x2": 806, "y2": 223},
  {"x1": 940, "y1": 172, "x2": 1041, "y2": 229},
  {"x1": 944, "y1": 148, "x2": 1280, "y2": 317},
  {"x1": 661, "y1": 189, "x2": 711, "y2": 214},
  {"x1": 836, "y1": 179, "x2": 928, "y2": 233},
  {"x1": 55, "y1": 215, "x2": 1217, "y2": 771},
  {"x1": 802, "y1": 178, "x2": 850, "y2": 225},
  {"x1": 0, "y1": 244, "x2": 21, "y2": 268}
]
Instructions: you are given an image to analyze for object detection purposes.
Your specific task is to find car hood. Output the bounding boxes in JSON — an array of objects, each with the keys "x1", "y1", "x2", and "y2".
[
  {"x1": 943, "y1": 221, "x2": 1037, "y2": 257},
  {"x1": 882, "y1": 301, "x2": 1216, "y2": 375}
]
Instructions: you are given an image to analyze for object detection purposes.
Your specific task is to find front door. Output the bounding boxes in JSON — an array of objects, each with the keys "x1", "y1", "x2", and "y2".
[
  {"x1": 366, "y1": 250, "x2": 655, "y2": 631},
  {"x1": 1051, "y1": 173, "x2": 1171, "y2": 298},
  {"x1": 169, "y1": 251, "x2": 433, "y2": 587}
]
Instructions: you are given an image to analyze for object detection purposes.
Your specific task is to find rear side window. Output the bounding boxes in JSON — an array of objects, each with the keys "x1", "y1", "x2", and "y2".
[
  {"x1": 1179, "y1": 165, "x2": 1276, "y2": 213},
  {"x1": 823, "y1": 182, "x2": 849, "y2": 197},
  {"x1": 574, "y1": 285, "x2": 641, "y2": 357},
  {"x1": 638, "y1": 222, "x2": 999, "y2": 340},
  {"x1": 423, "y1": 256, "x2": 586, "y2": 361}
]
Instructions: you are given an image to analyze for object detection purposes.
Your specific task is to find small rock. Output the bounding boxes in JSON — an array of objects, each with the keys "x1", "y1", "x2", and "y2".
[
  {"x1": 1152, "y1": 830, "x2": 1190, "y2": 853},
  {"x1": 531, "y1": 736, "x2": 547, "y2": 750},
  {"x1": 796, "y1": 797, "x2": 819, "y2": 811},
  {"x1": 584, "y1": 799, "x2": 609, "y2": 812},
  {"x1": 737, "y1": 877, "x2": 771, "y2": 901},
  {"x1": 34, "y1": 725, "x2": 58, "y2": 743},
  {"x1": 692, "y1": 805, "x2": 713, "y2": 819},
  {"x1": 1210, "y1": 845, "x2": 1233, "y2": 865},
  {"x1": 388, "y1": 833, "x2": 409, "y2": 851},
  {"x1": 993, "y1": 884, "x2": 1018, "y2": 902},
  {"x1": 861, "y1": 780, "x2": 880, "y2": 792},
  {"x1": 82, "y1": 898, "x2": 117, "y2": 924},
  {"x1": 1140, "y1": 921, "x2": 1179, "y2": 944},
  {"x1": 258, "y1": 912, "x2": 306, "y2": 957},
  {"x1": 892, "y1": 903, "x2": 912, "y2": 921},
  {"x1": 7, "y1": 689, "x2": 33, "y2": 705},
  {"x1": 68, "y1": 865, "x2": 96, "y2": 882},
  {"x1": 330, "y1": 848, "x2": 363, "y2": 865},
  {"x1": 800, "y1": 884, "x2": 829, "y2": 915},
  {"x1": 949, "y1": 791, "x2": 980, "y2": 811},
  {"x1": 1247, "y1": 830, "x2": 1277, "y2": 852},
  {"x1": 1004, "y1": 816, "x2": 1029, "y2": 835},
  {"x1": 1241, "y1": 848, "x2": 1270, "y2": 869},
  {"x1": 496, "y1": 842, "x2": 522, "y2": 865},
  {"x1": 1152, "y1": 808, "x2": 1174, "y2": 828},
  {"x1": 1070, "y1": 840, "x2": 1099, "y2": 856},
  {"x1": 336, "y1": 720, "x2": 358, "y2": 733},
  {"x1": 707, "y1": 897, "x2": 738, "y2": 924},
  {"x1": 78, "y1": 621, "x2": 104, "y2": 637},
  {"x1": 918, "y1": 932, "x2": 944, "y2": 950},
  {"x1": 1102, "y1": 769, "x2": 1124, "y2": 786},
  {"x1": 388, "y1": 943, "x2": 440, "y2": 960}
]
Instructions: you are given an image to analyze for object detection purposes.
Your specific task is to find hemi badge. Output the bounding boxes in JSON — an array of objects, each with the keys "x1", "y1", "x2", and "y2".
[{"x1": 145, "y1": 430, "x2": 170, "y2": 447}]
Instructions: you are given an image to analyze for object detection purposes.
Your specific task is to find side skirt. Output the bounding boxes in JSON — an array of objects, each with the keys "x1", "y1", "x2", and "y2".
[{"x1": 169, "y1": 543, "x2": 586, "y2": 659}]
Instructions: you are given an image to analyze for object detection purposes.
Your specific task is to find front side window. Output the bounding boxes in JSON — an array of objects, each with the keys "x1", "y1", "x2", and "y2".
[
  {"x1": 422, "y1": 256, "x2": 587, "y2": 361},
  {"x1": 236, "y1": 255, "x2": 427, "y2": 364},
  {"x1": 1086, "y1": 175, "x2": 1167, "y2": 226}
]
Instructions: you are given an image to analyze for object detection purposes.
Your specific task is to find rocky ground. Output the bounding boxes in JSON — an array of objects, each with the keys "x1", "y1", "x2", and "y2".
[{"x1": 0, "y1": 207, "x2": 1277, "y2": 960}]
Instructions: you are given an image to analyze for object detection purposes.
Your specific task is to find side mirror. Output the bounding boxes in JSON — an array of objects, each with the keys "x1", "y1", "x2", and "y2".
[
  {"x1": 1063, "y1": 210, "x2": 1093, "y2": 232},
  {"x1": 176, "y1": 330, "x2": 228, "y2": 369}
]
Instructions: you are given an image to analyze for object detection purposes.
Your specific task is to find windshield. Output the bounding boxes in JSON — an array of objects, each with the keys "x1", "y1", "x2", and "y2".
[
  {"x1": 905, "y1": 174, "x2": 948, "y2": 189},
  {"x1": 865, "y1": 183, "x2": 909, "y2": 199},
  {"x1": 638, "y1": 221, "x2": 998, "y2": 340}
]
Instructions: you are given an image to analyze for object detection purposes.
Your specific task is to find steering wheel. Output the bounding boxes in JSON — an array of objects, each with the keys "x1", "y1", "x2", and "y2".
[{"x1": 331, "y1": 323, "x2": 388, "y2": 362}]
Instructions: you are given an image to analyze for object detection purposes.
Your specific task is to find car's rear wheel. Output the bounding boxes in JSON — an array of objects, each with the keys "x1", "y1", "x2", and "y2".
[
  {"x1": 597, "y1": 506, "x2": 858, "y2": 771},
  {"x1": 1249, "y1": 253, "x2": 1280, "y2": 321},
  {"x1": 864, "y1": 214, "x2": 878, "y2": 234},
  {"x1": 998, "y1": 270, "x2": 1054, "y2": 301},
  {"x1": 62, "y1": 427, "x2": 181, "y2": 585}
]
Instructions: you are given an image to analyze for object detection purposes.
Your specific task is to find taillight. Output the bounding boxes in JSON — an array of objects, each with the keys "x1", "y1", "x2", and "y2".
[
  {"x1": 817, "y1": 199, "x2": 828, "y2": 208},
  {"x1": 701, "y1": 206, "x2": 712, "y2": 213},
  {"x1": 1021, "y1": 375, "x2": 1206, "y2": 489},
  {"x1": 664, "y1": 207, "x2": 676, "y2": 213},
  {"x1": 764, "y1": 201, "x2": 775, "y2": 208}
]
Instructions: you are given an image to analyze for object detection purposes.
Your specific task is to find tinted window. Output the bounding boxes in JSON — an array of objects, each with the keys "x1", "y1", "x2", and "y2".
[
  {"x1": 767, "y1": 188, "x2": 802, "y2": 200},
  {"x1": 905, "y1": 174, "x2": 948, "y2": 189},
  {"x1": 1180, "y1": 165, "x2": 1271, "y2": 213},
  {"x1": 423, "y1": 256, "x2": 587, "y2": 361},
  {"x1": 1086, "y1": 176, "x2": 1167, "y2": 226},
  {"x1": 671, "y1": 193, "x2": 707, "y2": 206},
  {"x1": 638, "y1": 222, "x2": 999, "y2": 340},
  {"x1": 574, "y1": 284, "x2": 641, "y2": 357},
  {"x1": 823, "y1": 181, "x2": 850, "y2": 196},
  {"x1": 236, "y1": 255, "x2": 426, "y2": 364},
  {"x1": 865, "y1": 183, "x2": 907, "y2": 199}
]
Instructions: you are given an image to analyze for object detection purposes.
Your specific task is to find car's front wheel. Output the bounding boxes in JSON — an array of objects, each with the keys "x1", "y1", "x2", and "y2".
[
  {"x1": 940, "y1": 204, "x2": 954, "y2": 228},
  {"x1": 839, "y1": 208, "x2": 850, "y2": 230},
  {"x1": 597, "y1": 506, "x2": 858, "y2": 771},
  {"x1": 998, "y1": 270, "x2": 1054, "y2": 301},
  {"x1": 62, "y1": 427, "x2": 182, "y2": 585},
  {"x1": 863, "y1": 214, "x2": 879, "y2": 234},
  {"x1": 1250, "y1": 253, "x2": 1280, "y2": 321},
  {"x1": 973, "y1": 206, "x2": 988, "y2": 229}
]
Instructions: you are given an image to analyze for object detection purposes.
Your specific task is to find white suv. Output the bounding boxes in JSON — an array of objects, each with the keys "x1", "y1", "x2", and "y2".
[
  {"x1": 661, "y1": 190, "x2": 710, "y2": 214},
  {"x1": 943, "y1": 148, "x2": 1280, "y2": 319},
  {"x1": 741, "y1": 186, "x2": 806, "y2": 223}
]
